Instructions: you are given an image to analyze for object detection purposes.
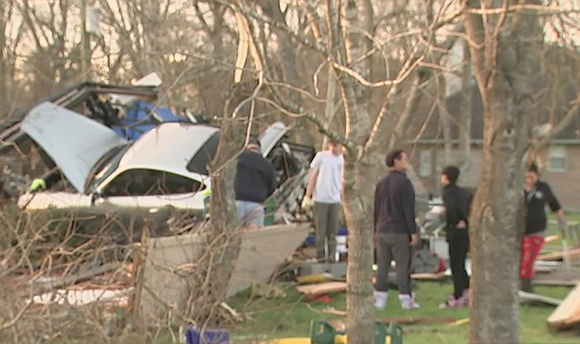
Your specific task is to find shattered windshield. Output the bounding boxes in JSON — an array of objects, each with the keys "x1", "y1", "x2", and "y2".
[
  {"x1": 186, "y1": 131, "x2": 220, "y2": 175},
  {"x1": 84, "y1": 143, "x2": 133, "y2": 193}
]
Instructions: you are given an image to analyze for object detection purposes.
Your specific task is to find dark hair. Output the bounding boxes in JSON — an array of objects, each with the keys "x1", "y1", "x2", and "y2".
[
  {"x1": 442, "y1": 165, "x2": 460, "y2": 185},
  {"x1": 386, "y1": 149, "x2": 405, "y2": 168},
  {"x1": 527, "y1": 162, "x2": 538, "y2": 174},
  {"x1": 247, "y1": 136, "x2": 261, "y2": 148}
]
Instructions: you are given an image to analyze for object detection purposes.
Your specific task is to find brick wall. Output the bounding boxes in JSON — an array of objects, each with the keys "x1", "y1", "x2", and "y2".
[{"x1": 411, "y1": 144, "x2": 580, "y2": 210}]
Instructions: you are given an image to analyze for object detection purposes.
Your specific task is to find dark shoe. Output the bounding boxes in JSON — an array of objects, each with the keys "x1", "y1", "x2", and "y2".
[{"x1": 520, "y1": 278, "x2": 533, "y2": 293}]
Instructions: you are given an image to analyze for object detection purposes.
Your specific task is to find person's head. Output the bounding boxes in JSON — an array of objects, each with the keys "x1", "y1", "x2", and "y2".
[
  {"x1": 246, "y1": 137, "x2": 261, "y2": 151},
  {"x1": 386, "y1": 149, "x2": 409, "y2": 171},
  {"x1": 328, "y1": 140, "x2": 342, "y2": 156},
  {"x1": 441, "y1": 165, "x2": 460, "y2": 186},
  {"x1": 525, "y1": 162, "x2": 539, "y2": 185}
]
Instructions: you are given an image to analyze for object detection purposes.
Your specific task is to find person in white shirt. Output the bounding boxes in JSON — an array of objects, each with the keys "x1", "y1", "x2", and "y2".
[{"x1": 302, "y1": 140, "x2": 344, "y2": 261}]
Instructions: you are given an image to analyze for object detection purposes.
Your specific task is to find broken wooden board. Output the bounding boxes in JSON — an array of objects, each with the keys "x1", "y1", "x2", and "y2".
[
  {"x1": 538, "y1": 248, "x2": 580, "y2": 262},
  {"x1": 532, "y1": 266, "x2": 580, "y2": 286},
  {"x1": 518, "y1": 290, "x2": 561, "y2": 306},
  {"x1": 296, "y1": 273, "x2": 344, "y2": 285},
  {"x1": 139, "y1": 224, "x2": 310, "y2": 321},
  {"x1": 547, "y1": 283, "x2": 580, "y2": 330},
  {"x1": 412, "y1": 271, "x2": 446, "y2": 280},
  {"x1": 296, "y1": 282, "x2": 347, "y2": 296}
]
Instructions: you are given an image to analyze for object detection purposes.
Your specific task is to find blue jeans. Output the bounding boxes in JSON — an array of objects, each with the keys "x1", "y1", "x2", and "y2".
[{"x1": 235, "y1": 200, "x2": 265, "y2": 227}]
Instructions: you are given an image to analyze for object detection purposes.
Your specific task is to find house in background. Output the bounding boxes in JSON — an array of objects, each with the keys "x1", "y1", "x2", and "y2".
[{"x1": 407, "y1": 40, "x2": 580, "y2": 210}]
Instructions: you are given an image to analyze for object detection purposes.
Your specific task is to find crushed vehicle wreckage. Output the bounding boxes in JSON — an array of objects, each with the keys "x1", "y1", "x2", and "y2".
[
  {"x1": 0, "y1": 76, "x2": 314, "y2": 227},
  {"x1": 17, "y1": 105, "x2": 314, "y2": 223},
  {"x1": 1, "y1": 77, "x2": 318, "y2": 315}
]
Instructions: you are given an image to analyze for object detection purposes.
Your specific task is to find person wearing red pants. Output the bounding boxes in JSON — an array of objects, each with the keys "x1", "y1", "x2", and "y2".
[{"x1": 522, "y1": 163, "x2": 567, "y2": 292}]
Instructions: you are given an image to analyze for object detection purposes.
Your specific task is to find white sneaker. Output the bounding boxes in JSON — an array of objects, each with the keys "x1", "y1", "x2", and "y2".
[
  {"x1": 373, "y1": 291, "x2": 388, "y2": 309},
  {"x1": 398, "y1": 293, "x2": 420, "y2": 310}
]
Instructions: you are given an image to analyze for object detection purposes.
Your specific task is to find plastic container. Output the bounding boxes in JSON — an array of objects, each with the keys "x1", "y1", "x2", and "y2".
[{"x1": 185, "y1": 327, "x2": 231, "y2": 344}]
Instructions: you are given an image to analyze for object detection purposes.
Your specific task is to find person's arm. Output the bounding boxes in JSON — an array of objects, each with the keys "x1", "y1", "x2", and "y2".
[
  {"x1": 267, "y1": 163, "x2": 276, "y2": 197},
  {"x1": 443, "y1": 190, "x2": 463, "y2": 228},
  {"x1": 545, "y1": 183, "x2": 566, "y2": 224},
  {"x1": 373, "y1": 183, "x2": 380, "y2": 233},
  {"x1": 402, "y1": 179, "x2": 417, "y2": 235},
  {"x1": 305, "y1": 153, "x2": 321, "y2": 199}
]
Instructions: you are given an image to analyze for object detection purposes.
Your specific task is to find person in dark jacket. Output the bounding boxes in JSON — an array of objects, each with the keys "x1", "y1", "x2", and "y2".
[
  {"x1": 373, "y1": 149, "x2": 420, "y2": 310},
  {"x1": 234, "y1": 137, "x2": 276, "y2": 227},
  {"x1": 521, "y1": 163, "x2": 566, "y2": 292},
  {"x1": 439, "y1": 165, "x2": 473, "y2": 308}
]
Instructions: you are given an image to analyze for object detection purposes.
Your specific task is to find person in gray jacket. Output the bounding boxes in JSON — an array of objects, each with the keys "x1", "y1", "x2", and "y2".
[{"x1": 373, "y1": 149, "x2": 420, "y2": 310}]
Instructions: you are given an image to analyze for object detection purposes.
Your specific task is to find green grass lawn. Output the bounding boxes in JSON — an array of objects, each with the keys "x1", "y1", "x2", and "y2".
[
  {"x1": 225, "y1": 281, "x2": 579, "y2": 344},
  {"x1": 61, "y1": 213, "x2": 580, "y2": 344},
  {"x1": 222, "y1": 213, "x2": 580, "y2": 344}
]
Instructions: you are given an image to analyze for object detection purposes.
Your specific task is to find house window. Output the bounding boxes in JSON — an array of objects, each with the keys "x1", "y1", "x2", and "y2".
[
  {"x1": 419, "y1": 150, "x2": 432, "y2": 177},
  {"x1": 547, "y1": 146, "x2": 566, "y2": 173}
]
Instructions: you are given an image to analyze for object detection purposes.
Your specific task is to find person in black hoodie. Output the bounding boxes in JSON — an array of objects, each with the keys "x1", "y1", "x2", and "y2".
[
  {"x1": 439, "y1": 165, "x2": 473, "y2": 308},
  {"x1": 234, "y1": 137, "x2": 276, "y2": 227},
  {"x1": 373, "y1": 149, "x2": 420, "y2": 310},
  {"x1": 521, "y1": 163, "x2": 566, "y2": 292}
]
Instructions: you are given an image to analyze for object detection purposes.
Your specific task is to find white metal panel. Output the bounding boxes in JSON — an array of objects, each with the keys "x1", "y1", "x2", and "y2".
[{"x1": 21, "y1": 102, "x2": 128, "y2": 192}]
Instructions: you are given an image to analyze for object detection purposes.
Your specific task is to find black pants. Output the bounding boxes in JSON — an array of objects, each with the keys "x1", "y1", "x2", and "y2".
[
  {"x1": 448, "y1": 231, "x2": 470, "y2": 299},
  {"x1": 376, "y1": 232, "x2": 412, "y2": 295}
]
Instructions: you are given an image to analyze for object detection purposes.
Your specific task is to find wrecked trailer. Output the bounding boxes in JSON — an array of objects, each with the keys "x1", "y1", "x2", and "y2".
[{"x1": 0, "y1": 81, "x2": 205, "y2": 198}]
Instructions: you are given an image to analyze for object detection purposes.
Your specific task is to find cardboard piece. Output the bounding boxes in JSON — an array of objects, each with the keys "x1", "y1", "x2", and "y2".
[{"x1": 547, "y1": 283, "x2": 580, "y2": 330}]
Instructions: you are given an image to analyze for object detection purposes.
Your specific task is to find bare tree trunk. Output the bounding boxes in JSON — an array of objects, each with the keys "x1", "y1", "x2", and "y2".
[
  {"x1": 192, "y1": 113, "x2": 244, "y2": 327},
  {"x1": 457, "y1": 41, "x2": 472, "y2": 178},
  {"x1": 464, "y1": 1, "x2": 541, "y2": 342},
  {"x1": 339, "y1": 1, "x2": 374, "y2": 343},
  {"x1": 438, "y1": 75, "x2": 453, "y2": 165}
]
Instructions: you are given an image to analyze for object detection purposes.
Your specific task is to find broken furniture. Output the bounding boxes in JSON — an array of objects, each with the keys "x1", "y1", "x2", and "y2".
[
  {"x1": 309, "y1": 319, "x2": 403, "y2": 344},
  {"x1": 138, "y1": 224, "x2": 310, "y2": 322},
  {"x1": 547, "y1": 282, "x2": 580, "y2": 330}
]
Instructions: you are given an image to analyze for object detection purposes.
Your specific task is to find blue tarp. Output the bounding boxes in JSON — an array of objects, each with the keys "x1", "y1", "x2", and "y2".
[{"x1": 111, "y1": 100, "x2": 188, "y2": 141}]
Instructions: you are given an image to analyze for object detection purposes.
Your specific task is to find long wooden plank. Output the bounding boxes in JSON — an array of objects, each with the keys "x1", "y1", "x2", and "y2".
[
  {"x1": 296, "y1": 282, "x2": 346, "y2": 296},
  {"x1": 547, "y1": 283, "x2": 580, "y2": 330},
  {"x1": 538, "y1": 248, "x2": 580, "y2": 261}
]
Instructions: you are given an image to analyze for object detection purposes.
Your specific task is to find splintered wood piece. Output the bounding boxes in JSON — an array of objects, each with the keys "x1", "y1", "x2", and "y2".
[
  {"x1": 547, "y1": 283, "x2": 580, "y2": 330},
  {"x1": 538, "y1": 248, "x2": 580, "y2": 262}
]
